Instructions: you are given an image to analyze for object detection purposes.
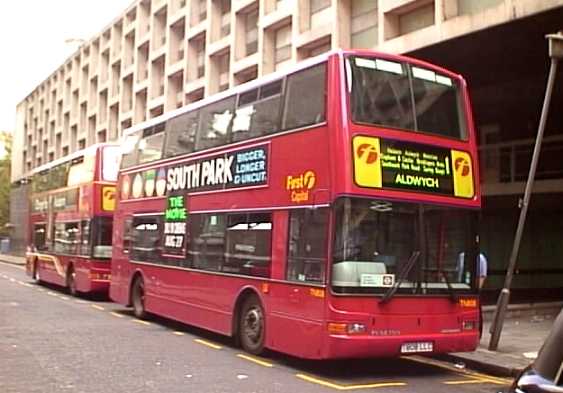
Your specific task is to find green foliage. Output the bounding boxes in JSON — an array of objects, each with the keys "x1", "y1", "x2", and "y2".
[{"x1": 0, "y1": 132, "x2": 12, "y2": 236}]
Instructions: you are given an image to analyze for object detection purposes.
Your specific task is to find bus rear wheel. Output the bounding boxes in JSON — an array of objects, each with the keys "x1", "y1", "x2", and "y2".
[
  {"x1": 66, "y1": 267, "x2": 77, "y2": 297},
  {"x1": 131, "y1": 277, "x2": 147, "y2": 319},
  {"x1": 238, "y1": 295, "x2": 265, "y2": 355}
]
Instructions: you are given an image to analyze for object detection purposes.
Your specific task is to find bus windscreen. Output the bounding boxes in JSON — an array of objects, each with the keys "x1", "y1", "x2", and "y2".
[
  {"x1": 347, "y1": 56, "x2": 467, "y2": 140},
  {"x1": 332, "y1": 197, "x2": 478, "y2": 295}
]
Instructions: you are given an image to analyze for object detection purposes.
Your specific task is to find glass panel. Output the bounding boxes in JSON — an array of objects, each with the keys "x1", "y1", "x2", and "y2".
[
  {"x1": 80, "y1": 220, "x2": 91, "y2": 256},
  {"x1": 189, "y1": 213, "x2": 225, "y2": 271},
  {"x1": 120, "y1": 131, "x2": 141, "y2": 169},
  {"x1": 311, "y1": 0, "x2": 331, "y2": 13},
  {"x1": 138, "y1": 130, "x2": 164, "y2": 164},
  {"x1": 196, "y1": 96, "x2": 235, "y2": 150},
  {"x1": 287, "y1": 208, "x2": 329, "y2": 284},
  {"x1": 332, "y1": 197, "x2": 478, "y2": 295},
  {"x1": 131, "y1": 215, "x2": 161, "y2": 262},
  {"x1": 347, "y1": 56, "x2": 467, "y2": 139},
  {"x1": 33, "y1": 224, "x2": 47, "y2": 251},
  {"x1": 102, "y1": 146, "x2": 121, "y2": 181},
  {"x1": 283, "y1": 64, "x2": 326, "y2": 129},
  {"x1": 53, "y1": 222, "x2": 80, "y2": 255},
  {"x1": 348, "y1": 56, "x2": 414, "y2": 130},
  {"x1": 411, "y1": 66, "x2": 467, "y2": 139},
  {"x1": 164, "y1": 110, "x2": 199, "y2": 158},
  {"x1": 92, "y1": 216, "x2": 113, "y2": 259},
  {"x1": 233, "y1": 88, "x2": 281, "y2": 142},
  {"x1": 224, "y1": 213, "x2": 272, "y2": 278}
]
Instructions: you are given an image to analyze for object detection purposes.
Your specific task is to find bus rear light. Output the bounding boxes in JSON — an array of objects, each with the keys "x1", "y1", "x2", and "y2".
[
  {"x1": 463, "y1": 320, "x2": 476, "y2": 330},
  {"x1": 327, "y1": 322, "x2": 366, "y2": 335}
]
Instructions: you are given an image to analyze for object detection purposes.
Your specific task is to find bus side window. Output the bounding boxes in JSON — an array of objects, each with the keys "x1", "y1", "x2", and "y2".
[
  {"x1": 122, "y1": 217, "x2": 132, "y2": 254},
  {"x1": 33, "y1": 224, "x2": 47, "y2": 251},
  {"x1": 196, "y1": 96, "x2": 236, "y2": 151},
  {"x1": 54, "y1": 222, "x2": 80, "y2": 255},
  {"x1": 224, "y1": 213, "x2": 272, "y2": 278},
  {"x1": 232, "y1": 80, "x2": 282, "y2": 142},
  {"x1": 80, "y1": 220, "x2": 91, "y2": 256},
  {"x1": 138, "y1": 124, "x2": 165, "y2": 164},
  {"x1": 164, "y1": 110, "x2": 199, "y2": 158},
  {"x1": 189, "y1": 213, "x2": 225, "y2": 272},
  {"x1": 130, "y1": 215, "x2": 162, "y2": 263},
  {"x1": 287, "y1": 208, "x2": 329, "y2": 284},
  {"x1": 282, "y1": 63, "x2": 326, "y2": 130}
]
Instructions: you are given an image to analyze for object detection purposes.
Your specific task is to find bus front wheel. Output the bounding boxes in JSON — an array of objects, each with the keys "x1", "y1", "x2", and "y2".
[
  {"x1": 239, "y1": 295, "x2": 265, "y2": 355},
  {"x1": 131, "y1": 277, "x2": 147, "y2": 319}
]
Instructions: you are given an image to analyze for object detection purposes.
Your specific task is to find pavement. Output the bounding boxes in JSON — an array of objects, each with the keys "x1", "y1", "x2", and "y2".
[{"x1": 1, "y1": 253, "x2": 560, "y2": 379}]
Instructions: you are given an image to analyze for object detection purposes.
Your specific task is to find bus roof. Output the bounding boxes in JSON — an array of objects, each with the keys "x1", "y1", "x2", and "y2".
[
  {"x1": 24, "y1": 142, "x2": 119, "y2": 178},
  {"x1": 121, "y1": 49, "x2": 464, "y2": 139}
]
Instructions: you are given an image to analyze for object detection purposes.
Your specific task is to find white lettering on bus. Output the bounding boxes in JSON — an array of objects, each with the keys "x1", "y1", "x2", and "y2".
[{"x1": 166, "y1": 156, "x2": 233, "y2": 191}]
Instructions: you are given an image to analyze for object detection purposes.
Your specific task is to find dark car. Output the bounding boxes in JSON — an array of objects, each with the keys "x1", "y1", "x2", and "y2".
[{"x1": 511, "y1": 309, "x2": 563, "y2": 393}]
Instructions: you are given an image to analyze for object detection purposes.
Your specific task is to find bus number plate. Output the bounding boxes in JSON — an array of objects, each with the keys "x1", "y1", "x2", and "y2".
[{"x1": 400, "y1": 341, "x2": 433, "y2": 353}]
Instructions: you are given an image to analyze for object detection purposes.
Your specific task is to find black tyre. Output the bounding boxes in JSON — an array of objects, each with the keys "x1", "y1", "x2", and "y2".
[
  {"x1": 131, "y1": 277, "x2": 147, "y2": 319},
  {"x1": 238, "y1": 295, "x2": 265, "y2": 355},
  {"x1": 66, "y1": 266, "x2": 77, "y2": 297}
]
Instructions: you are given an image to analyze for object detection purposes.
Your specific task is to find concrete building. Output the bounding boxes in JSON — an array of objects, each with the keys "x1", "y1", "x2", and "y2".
[{"x1": 12, "y1": 0, "x2": 563, "y2": 299}]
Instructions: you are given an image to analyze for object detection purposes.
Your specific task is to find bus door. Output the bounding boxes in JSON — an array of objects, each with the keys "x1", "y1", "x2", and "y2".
[{"x1": 270, "y1": 208, "x2": 329, "y2": 358}]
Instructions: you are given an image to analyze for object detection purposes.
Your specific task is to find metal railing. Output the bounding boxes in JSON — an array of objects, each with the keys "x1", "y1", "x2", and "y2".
[{"x1": 478, "y1": 134, "x2": 563, "y2": 183}]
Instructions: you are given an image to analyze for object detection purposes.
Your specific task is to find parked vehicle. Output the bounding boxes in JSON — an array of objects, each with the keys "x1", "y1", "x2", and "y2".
[{"x1": 510, "y1": 309, "x2": 563, "y2": 392}]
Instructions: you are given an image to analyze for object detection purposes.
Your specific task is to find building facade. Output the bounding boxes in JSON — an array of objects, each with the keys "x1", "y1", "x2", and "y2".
[{"x1": 12, "y1": 0, "x2": 563, "y2": 299}]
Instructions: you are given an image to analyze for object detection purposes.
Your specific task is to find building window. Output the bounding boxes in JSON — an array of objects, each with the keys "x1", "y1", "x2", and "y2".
[
  {"x1": 351, "y1": 0, "x2": 377, "y2": 48},
  {"x1": 218, "y1": 52, "x2": 230, "y2": 92},
  {"x1": 311, "y1": 0, "x2": 330, "y2": 14},
  {"x1": 274, "y1": 25, "x2": 291, "y2": 67},
  {"x1": 196, "y1": 37, "x2": 206, "y2": 78},
  {"x1": 245, "y1": 8, "x2": 258, "y2": 56},
  {"x1": 398, "y1": 3, "x2": 435, "y2": 36},
  {"x1": 220, "y1": 0, "x2": 231, "y2": 37}
]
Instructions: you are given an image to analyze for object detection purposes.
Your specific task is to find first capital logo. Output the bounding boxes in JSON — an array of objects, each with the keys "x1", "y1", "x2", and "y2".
[
  {"x1": 286, "y1": 170, "x2": 317, "y2": 203},
  {"x1": 356, "y1": 143, "x2": 379, "y2": 164}
]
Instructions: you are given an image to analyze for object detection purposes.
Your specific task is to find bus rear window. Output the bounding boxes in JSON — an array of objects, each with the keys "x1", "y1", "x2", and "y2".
[
  {"x1": 92, "y1": 216, "x2": 113, "y2": 259},
  {"x1": 347, "y1": 56, "x2": 467, "y2": 140}
]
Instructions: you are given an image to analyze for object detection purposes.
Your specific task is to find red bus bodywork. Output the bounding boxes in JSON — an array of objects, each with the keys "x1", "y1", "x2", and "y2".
[
  {"x1": 25, "y1": 144, "x2": 119, "y2": 295},
  {"x1": 110, "y1": 50, "x2": 481, "y2": 359}
]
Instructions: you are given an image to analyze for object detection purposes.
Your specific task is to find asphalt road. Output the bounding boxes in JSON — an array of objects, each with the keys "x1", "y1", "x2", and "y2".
[{"x1": 0, "y1": 261, "x2": 512, "y2": 393}]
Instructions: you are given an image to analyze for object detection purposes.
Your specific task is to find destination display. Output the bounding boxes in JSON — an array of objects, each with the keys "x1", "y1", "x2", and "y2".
[
  {"x1": 122, "y1": 144, "x2": 269, "y2": 200},
  {"x1": 353, "y1": 136, "x2": 474, "y2": 198}
]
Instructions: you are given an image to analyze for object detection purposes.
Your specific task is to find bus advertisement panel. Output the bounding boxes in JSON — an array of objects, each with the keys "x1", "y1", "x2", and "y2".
[{"x1": 110, "y1": 50, "x2": 481, "y2": 359}]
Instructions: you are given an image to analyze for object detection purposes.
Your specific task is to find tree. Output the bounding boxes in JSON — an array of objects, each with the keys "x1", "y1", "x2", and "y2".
[{"x1": 0, "y1": 132, "x2": 12, "y2": 237}]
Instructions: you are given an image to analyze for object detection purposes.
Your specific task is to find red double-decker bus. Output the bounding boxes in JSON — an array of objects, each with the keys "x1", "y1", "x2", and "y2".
[
  {"x1": 110, "y1": 49, "x2": 481, "y2": 359},
  {"x1": 25, "y1": 143, "x2": 120, "y2": 296}
]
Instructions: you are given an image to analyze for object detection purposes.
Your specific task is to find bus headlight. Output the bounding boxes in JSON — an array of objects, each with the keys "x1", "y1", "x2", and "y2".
[
  {"x1": 327, "y1": 322, "x2": 366, "y2": 335},
  {"x1": 347, "y1": 323, "x2": 367, "y2": 334}
]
